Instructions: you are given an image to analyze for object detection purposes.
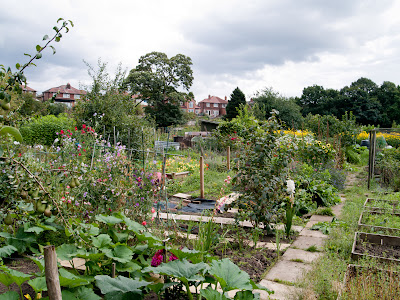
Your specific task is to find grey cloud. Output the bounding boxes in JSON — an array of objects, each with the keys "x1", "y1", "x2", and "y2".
[{"x1": 181, "y1": 0, "x2": 394, "y2": 74}]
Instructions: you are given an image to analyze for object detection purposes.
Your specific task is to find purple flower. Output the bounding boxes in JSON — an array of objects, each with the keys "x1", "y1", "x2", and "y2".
[{"x1": 83, "y1": 192, "x2": 87, "y2": 198}]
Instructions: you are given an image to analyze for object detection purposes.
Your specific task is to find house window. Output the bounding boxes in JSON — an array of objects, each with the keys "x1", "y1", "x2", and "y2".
[
  {"x1": 63, "y1": 93, "x2": 70, "y2": 98},
  {"x1": 213, "y1": 103, "x2": 219, "y2": 108},
  {"x1": 222, "y1": 104, "x2": 226, "y2": 108},
  {"x1": 206, "y1": 103, "x2": 210, "y2": 107},
  {"x1": 74, "y1": 94, "x2": 80, "y2": 100},
  {"x1": 189, "y1": 102, "x2": 194, "y2": 108},
  {"x1": 188, "y1": 109, "x2": 194, "y2": 112},
  {"x1": 214, "y1": 110, "x2": 219, "y2": 116},
  {"x1": 53, "y1": 92, "x2": 57, "y2": 97},
  {"x1": 180, "y1": 101, "x2": 183, "y2": 106}
]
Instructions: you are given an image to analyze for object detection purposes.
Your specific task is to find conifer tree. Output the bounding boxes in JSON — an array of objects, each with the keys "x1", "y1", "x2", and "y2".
[{"x1": 225, "y1": 87, "x2": 246, "y2": 120}]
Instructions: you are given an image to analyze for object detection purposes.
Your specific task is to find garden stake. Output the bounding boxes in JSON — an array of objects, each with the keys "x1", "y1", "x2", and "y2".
[
  {"x1": 44, "y1": 245, "x2": 62, "y2": 300},
  {"x1": 200, "y1": 156, "x2": 204, "y2": 199},
  {"x1": 90, "y1": 142, "x2": 96, "y2": 170},
  {"x1": 227, "y1": 146, "x2": 230, "y2": 170},
  {"x1": 111, "y1": 263, "x2": 116, "y2": 278}
]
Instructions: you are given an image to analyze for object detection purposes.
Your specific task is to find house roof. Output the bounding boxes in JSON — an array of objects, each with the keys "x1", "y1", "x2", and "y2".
[
  {"x1": 43, "y1": 83, "x2": 86, "y2": 95},
  {"x1": 22, "y1": 85, "x2": 36, "y2": 93},
  {"x1": 199, "y1": 95, "x2": 228, "y2": 104}
]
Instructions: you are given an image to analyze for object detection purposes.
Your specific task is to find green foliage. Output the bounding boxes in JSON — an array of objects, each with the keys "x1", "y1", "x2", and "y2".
[
  {"x1": 124, "y1": 51, "x2": 194, "y2": 128},
  {"x1": 144, "y1": 102, "x2": 185, "y2": 128},
  {"x1": 73, "y1": 59, "x2": 153, "y2": 153},
  {"x1": 230, "y1": 111, "x2": 294, "y2": 229},
  {"x1": 20, "y1": 114, "x2": 75, "y2": 145},
  {"x1": 225, "y1": 87, "x2": 246, "y2": 121},
  {"x1": 252, "y1": 87, "x2": 303, "y2": 128}
]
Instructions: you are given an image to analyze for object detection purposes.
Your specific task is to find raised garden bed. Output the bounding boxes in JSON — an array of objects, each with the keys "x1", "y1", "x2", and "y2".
[
  {"x1": 363, "y1": 198, "x2": 400, "y2": 214},
  {"x1": 358, "y1": 210, "x2": 400, "y2": 236},
  {"x1": 338, "y1": 264, "x2": 400, "y2": 299},
  {"x1": 351, "y1": 232, "x2": 400, "y2": 263}
]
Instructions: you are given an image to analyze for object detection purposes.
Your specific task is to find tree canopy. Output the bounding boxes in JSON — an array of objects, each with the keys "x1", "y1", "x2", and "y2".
[
  {"x1": 252, "y1": 87, "x2": 303, "y2": 128},
  {"x1": 297, "y1": 77, "x2": 400, "y2": 127},
  {"x1": 124, "y1": 52, "x2": 194, "y2": 127}
]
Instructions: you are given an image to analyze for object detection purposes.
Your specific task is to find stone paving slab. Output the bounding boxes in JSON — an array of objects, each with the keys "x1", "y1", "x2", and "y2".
[
  {"x1": 59, "y1": 257, "x2": 86, "y2": 271},
  {"x1": 264, "y1": 260, "x2": 312, "y2": 283},
  {"x1": 258, "y1": 279, "x2": 303, "y2": 300},
  {"x1": 309, "y1": 215, "x2": 334, "y2": 222},
  {"x1": 305, "y1": 220, "x2": 320, "y2": 229},
  {"x1": 282, "y1": 248, "x2": 322, "y2": 263},
  {"x1": 173, "y1": 193, "x2": 192, "y2": 199},
  {"x1": 291, "y1": 236, "x2": 325, "y2": 251},
  {"x1": 332, "y1": 203, "x2": 345, "y2": 218},
  {"x1": 300, "y1": 228, "x2": 329, "y2": 239}
]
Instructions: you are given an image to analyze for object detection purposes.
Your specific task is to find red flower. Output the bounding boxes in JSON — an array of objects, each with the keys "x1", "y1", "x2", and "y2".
[
  {"x1": 142, "y1": 221, "x2": 147, "y2": 226},
  {"x1": 60, "y1": 130, "x2": 64, "y2": 134},
  {"x1": 75, "y1": 127, "x2": 78, "y2": 131},
  {"x1": 82, "y1": 124, "x2": 87, "y2": 129},
  {"x1": 78, "y1": 153, "x2": 82, "y2": 156},
  {"x1": 18, "y1": 153, "x2": 22, "y2": 157},
  {"x1": 83, "y1": 149, "x2": 86, "y2": 152}
]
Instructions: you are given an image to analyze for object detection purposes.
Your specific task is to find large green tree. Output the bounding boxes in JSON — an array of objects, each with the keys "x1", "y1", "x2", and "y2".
[
  {"x1": 339, "y1": 77, "x2": 380, "y2": 125},
  {"x1": 376, "y1": 81, "x2": 400, "y2": 127},
  {"x1": 124, "y1": 52, "x2": 194, "y2": 127},
  {"x1": 252, "y1": 87, "x2": 303, "y2": 128},
  {"x1": 225, "y1": 87, "x2": 246, "y2": 120}
]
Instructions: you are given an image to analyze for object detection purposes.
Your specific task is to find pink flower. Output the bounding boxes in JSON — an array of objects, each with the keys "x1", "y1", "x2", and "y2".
[
  {"x1": 151, "y1": 250, "x2": 164, "y2": 267},
  {"x1": 142, "y1": 221, "x2": 147, "y2": 226},
  {"x1": 169, "y1": 254, "x2": 178, "y2": 261},
  {"x1": 151, "y1": 207, "x2": 156, "y2": 213},
  {"x1": 67, "y1": 199, "x2": 72, "y2": 204}
]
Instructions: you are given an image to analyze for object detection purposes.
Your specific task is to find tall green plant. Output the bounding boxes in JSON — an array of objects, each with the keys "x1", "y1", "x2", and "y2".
[{"x1": 229, "y1": 110, "x2": 294, "y2": 231}]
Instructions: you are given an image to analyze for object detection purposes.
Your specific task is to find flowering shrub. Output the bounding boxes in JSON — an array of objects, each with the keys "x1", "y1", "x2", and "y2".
[{"x1": 297, "y1": 139, "x2": 336, "y2": 167}]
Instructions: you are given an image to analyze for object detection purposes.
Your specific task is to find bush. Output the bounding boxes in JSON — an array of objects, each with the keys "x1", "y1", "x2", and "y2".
[{"x1": 20, "y1": 114, "x2": 75, "y2": 146}]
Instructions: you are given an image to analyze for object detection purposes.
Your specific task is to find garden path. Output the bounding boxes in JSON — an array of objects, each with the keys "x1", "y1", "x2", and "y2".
[{"x1": 256, "y1": 195, "x2": 347, "y2": 300}]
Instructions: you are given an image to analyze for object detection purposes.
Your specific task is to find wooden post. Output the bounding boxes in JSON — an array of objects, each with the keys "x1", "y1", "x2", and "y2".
[
  {"x1": 227, "y1": 146, "x2": 231, "y2": 170},
  {"x1": 162, "y1": 155, "x2": 167, "y2": 187},
  {"x1": 200, "y1": 156, "x2": 204, "y2": 199},
  {"x1": 44, "y1": 245, "x2": 62, "y2": 300}
]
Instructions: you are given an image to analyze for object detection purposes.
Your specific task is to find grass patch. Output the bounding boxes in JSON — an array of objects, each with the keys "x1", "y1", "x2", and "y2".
[
  {"x1": 290, "y1": 258, "x2": 304, "y2": 263},
  {"x1": 305, "y1": 245, "x2": 319, "y2": 252},
  {"x1": 273, "y1": 278, "x2": 295, "y2": 286},
  {"x1": 296, "y1": 167, "x2": 376, "y2": 299},
  {"x1": 314, "y1": 206, "x2": 334, "y2": 216}
]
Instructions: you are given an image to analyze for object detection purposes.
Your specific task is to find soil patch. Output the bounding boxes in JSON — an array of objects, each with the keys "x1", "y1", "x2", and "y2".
[
  {"x1": 355, "y1": 242, "x2": 400, "y2": 259},
  {"x1": 214, "y1": 247, "x2": 277, "y2": 282},
  {"x1": 0, "y1": 257, "x2": 40, "y2": 299}
]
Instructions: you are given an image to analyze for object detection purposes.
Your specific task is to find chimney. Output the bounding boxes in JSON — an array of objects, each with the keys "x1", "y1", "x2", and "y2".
[
  {"x1": 66, "y1": 83, "x2": 71, "y2": 89},
  {"x1": 208, "y1": 95, "x2": 210, "y2": 99},
  {"x1": 225, "y1": 96, "x2": 227, "y2": 101}
]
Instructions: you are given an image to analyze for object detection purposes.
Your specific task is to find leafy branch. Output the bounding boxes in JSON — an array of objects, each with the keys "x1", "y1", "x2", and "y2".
[{"x1": 0, "y1": 18, "x2": 74, "y2": 102}]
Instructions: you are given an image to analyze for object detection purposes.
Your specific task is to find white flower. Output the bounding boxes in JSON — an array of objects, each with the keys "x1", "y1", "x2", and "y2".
[
  {"x1": 286, "y1": 179, "x2": 295, "y2": 196},
  {"x1": 13, "y1": 141, "x2": 20, "y2": 145},
  {"x1": 54, "y1": 138, "x2": 59, "y2": 144}
]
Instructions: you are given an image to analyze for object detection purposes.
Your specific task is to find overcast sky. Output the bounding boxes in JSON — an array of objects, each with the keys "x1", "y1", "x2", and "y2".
[{"x1": 2, "y1": 0, "x2": 400, "y2": 102}]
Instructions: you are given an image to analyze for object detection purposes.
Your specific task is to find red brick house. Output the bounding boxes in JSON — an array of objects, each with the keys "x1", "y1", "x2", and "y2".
[
  {"x1": 180, "y1": 99, "x2": 201, "y2": 114},
  {"x1": 199, "y1": 95, "x2": 228, "y2": 117},
  {"x1": 22, "y1": 85, "x2": 37, "y2": 96},
  {"x1": 42, "y1": 83, "x2": 86, "y2": 108}
]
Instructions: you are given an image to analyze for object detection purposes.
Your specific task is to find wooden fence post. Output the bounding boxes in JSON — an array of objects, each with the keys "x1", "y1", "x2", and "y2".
[
  {"x1": 227, "y1": 146, "x2": 231, "y2": 170},
  {"x1": 44, "y1": 245, "x2": 62, "y2": 300},
  {"x1": 200, "y1": 156, "x2": 204, "y2": 199}
]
